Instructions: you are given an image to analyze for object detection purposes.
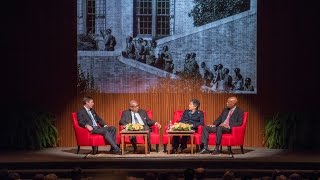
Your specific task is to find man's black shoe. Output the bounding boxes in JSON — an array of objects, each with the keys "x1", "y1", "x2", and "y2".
[
  {"x1": 113, "y1": 149, "x2": 121, "y2": 155},
  {"x1": 210, "y1": 150, "x2": 220, "y2": 155},
  {"x1": 170, "y1": 148, "x2": 178, "y2": 154},
  {"x1": 179, "y1": 146, "x2": 187, "y2": 153},
  {"x1": 210, "y1": 147, "x2": 221, "y2": 155},
  {"x1": 133, "y1": 144, "x2": 137, "y2": 153},
  {"x1": 92, "y1": 146, "x2": 98, "y2": 155},
  {"x1": 199, "y1": 148, "x2": 210, "y2": 154}
]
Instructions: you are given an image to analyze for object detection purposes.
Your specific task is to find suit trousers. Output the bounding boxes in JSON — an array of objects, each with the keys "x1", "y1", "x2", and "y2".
[
  {"x1": 92, "y1": 126, "x2": 119, "y2": 150},
  {"x1": 130, "y1": 125, "x2": 150, "y2": 147},
  {"x1": 201, "y1": 125, "x2": 231, "y2": 149},
  {"x1": 172, "y1": 136, "x2": 190, "y2": 149}
]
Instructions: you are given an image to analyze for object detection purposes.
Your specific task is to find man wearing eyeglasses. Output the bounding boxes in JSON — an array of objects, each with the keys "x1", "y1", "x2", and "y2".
[{"x1": 119, "y1": 100, "x2": 161, "y2": 153}]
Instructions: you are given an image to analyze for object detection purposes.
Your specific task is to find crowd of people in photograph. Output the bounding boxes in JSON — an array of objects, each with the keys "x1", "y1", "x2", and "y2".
[
  {"x1": 122, "y1": 36, "x2": 255, "y2": 93},
  {"x1": 199, "y1": 63, "x2": 255, "y2": 92},
  {"x1": 122, "y1": 36, "x2": 174, "y2": 73}
]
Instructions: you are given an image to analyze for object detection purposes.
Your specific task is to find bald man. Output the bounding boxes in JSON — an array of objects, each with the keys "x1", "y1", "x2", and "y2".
[
  {"x1": 119, "y1": 100, "x2": 161, "y2": 153},
  {"x1": 199, "y1": 96, "x2": 244, "y2": 154}
]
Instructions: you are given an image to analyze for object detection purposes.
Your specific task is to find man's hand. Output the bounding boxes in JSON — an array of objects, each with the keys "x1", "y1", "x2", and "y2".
[
  {"x1": 207, "y1": 124, "x2": 216, "y2": 128},
  {"x1": 155, "y1": 122, "x2": 161, "y2": 129},
  {"x1": 220, "y1": 123, "x2": 230, "y2": 129},
  {"x1": 85, "y1": 124, "x2": 93, "y2": 131}
]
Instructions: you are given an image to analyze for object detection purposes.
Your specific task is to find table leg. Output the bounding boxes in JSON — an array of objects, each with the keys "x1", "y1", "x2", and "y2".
[
  {"x1": 167, "y1": 135, "x2": 171, "y2": 155},
  {"x1": 121, "y1": 135, "x2": 124, "y2": 155},
  {"x1": 144, "y1": 134, "x2": 148, "y2": 155},
  {"x1": 191, "y1": 135, "x2": 194, "y2": 154}
]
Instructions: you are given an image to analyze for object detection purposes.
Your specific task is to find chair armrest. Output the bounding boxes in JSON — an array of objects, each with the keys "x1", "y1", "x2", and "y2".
[
  {"x1": 196, "y1": 125, "x2": 204, "y2": 134},
  {"x1": 231, "y1": 126, "x2": 244, "y2": 138},
  {"x1": 74, "y1": 126, "x2": 91, "y2": 139},
  {"x1": 151, "y1": 125, "x2": 159, "y2": 134},
  {"x1": 119, "y1": 125, "x2": 125, "y2": 131}
]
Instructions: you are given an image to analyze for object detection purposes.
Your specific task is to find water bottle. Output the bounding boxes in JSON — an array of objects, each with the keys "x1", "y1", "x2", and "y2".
[{"x1": 168, "y1": 120, "x2": 172, "y2": 131}]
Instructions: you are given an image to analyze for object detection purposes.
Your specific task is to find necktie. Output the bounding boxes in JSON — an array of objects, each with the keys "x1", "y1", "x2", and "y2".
[
  {"x1": 88, "y1": 110, "x2": 98, "y2": 126},
  {"x1": 133, "y1": 113, "x2": 139, "y2": 124},
  {"x1": 224, "y1": 109, "x2": 234, "y2": 126}
]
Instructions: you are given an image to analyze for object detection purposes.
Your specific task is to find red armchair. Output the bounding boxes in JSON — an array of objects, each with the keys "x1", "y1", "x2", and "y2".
[
  {"x1": 71, "y1": 112, "x2": 120, "y2": 155},
  {"x1": 208, "y1": 111, "x2": 248, "y2": 154},
  {"x1": 119, "y1": 110, "x2": 160, "y2": 152},
  {"x1": 162, "y1": 110, "x2": 206, "y2": 152}
]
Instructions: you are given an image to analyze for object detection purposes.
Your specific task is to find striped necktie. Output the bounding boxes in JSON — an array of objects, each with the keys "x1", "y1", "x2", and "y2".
[
  {"x1": 88, "y1": 110, "x2": 98, "y2": 126},
  {"x1": 133, "y1": 113, "x2": 139, "y2": 124},
  {"x1": 224, "y1": 109, "x2": 234, "y2": 126}
]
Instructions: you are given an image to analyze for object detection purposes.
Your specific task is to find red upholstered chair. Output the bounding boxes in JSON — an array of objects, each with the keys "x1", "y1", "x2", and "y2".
[
  {"x1": 162, "y1": 110, "x2": 206, "y2": 152},
  {"x1": 119, "y1": 110, "x2": 160, "y2": 152},
  {"x1": 71, "y1": 112, "x2": 120, "y2": 154},
  {"x1": 208, "y1": 111, "x2": 248, "y2": 154}
]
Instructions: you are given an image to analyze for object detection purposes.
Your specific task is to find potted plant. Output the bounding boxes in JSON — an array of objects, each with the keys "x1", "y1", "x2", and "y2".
[
  {"x1": 263, "y1": 112, "x2": 303, "y2": 150},
  {"x1": 1, "y1": 107, "x2": 59, "y2": 150}
]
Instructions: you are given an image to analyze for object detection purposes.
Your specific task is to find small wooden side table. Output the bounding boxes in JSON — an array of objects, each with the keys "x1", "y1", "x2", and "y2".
[
  {"x1": 167, "y1": 130, "x2": 195, "y2": 154},
  {"x1": 120, "y1": 130, "x2": 149, "y2": 155}
]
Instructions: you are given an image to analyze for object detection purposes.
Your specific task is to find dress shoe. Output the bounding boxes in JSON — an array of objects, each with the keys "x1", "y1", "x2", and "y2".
[
  {"x1": 199, "y1": 148, "x2": 210, "y2": 154},
  {"x1": 210, "y1": 147, "x2": 221, "y2": 155},
  {"x1": 92, "y1": 146, "x2": 98, "y2": 155},
  {"x1": 132, "y1": 144, "x2": 138, "y2": 153},
  {"x1": 112, "y1": 149, "x2": 121, "y2": 155},
  {"x1": 179, "y1": 146, "x2": 187, "y2": 153},
  {"x1": 170, "y1": 148, "x2": 178, "y2": 154}
]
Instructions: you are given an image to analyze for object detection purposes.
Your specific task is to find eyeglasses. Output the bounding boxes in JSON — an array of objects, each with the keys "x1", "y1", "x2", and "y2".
[{"x1": 130, "y1": 104, "x2": 139, "y2": 108}]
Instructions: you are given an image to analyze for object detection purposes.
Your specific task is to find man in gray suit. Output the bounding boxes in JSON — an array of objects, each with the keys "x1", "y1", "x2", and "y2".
[
  {"x1": 119, "y1": 100, "x2": 161, "y2": 152},
  {"x1": 199, "y1": 96, "x2": 244, "y2": 154}
]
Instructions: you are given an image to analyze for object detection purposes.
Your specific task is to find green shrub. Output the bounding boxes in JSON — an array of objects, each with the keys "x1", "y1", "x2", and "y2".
[{"x1": 1, "y1": 109, "x2": 58, "y2": 150}]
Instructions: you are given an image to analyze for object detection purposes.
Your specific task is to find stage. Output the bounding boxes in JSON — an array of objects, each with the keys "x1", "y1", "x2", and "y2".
[{"x1": 1, "y1": 146, "x2": 319, "y2": 179}]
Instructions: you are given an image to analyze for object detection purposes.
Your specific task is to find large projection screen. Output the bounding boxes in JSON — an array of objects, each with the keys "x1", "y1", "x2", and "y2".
[{"x1": 77, "y1": 0, "x2": 257, "y2": 94}]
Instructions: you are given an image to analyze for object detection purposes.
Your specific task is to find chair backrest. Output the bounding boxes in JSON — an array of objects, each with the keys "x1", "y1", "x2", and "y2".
[
  {"x1": 240, "y1": 111, "x2": 248, "y2": 133},
  {"x1": 172, "y1": 110, "x2": 206, "y2": 125},
  {"x1": 172, "y1": 110, "x2": 184, "y2": 123},
  {"x1": 71, "y1": 112, "x2": 79, "y2": 128},
  {"x1": 119, "y1": 110, "x2": 153, "y2": 119},
  {"x1": 71, "y1": 112, "x2": 90, "y2": 145}
]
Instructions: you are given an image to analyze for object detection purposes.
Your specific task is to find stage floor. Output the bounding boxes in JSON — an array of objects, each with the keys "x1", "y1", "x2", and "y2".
[{"x1": 1, "y1": 146, "x2": 319, "y2": 179}]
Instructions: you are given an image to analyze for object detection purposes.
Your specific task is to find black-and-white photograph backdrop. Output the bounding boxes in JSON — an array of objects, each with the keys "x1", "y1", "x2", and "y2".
[{"x1": 77, "y1": 0, "x2": 256, "y2": 94}]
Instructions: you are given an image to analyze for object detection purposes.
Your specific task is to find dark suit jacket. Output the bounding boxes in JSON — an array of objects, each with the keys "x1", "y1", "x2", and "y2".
[
  {"x1": 77, "y1": 107, "x2": 107, "y2": 128},
  {"x1": 119, "y1": 109, "x2": 156, "y2": 127},
  {"x1": 180, "y1": 110, "x2": 204, "y2": 130},
  {"x1": 213, "y1": 107, "x2": 244, "y2": 129}
]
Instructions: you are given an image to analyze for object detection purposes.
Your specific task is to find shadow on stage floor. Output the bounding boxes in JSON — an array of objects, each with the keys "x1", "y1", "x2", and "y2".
[{"x1": 1, "y1": 146, "x2": 319, "y2": 179}]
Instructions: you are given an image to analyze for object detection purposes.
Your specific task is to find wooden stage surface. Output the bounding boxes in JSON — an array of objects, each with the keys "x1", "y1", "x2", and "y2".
[{"x1": 1, "y1": 146, "x2": 319, "y2": 179}]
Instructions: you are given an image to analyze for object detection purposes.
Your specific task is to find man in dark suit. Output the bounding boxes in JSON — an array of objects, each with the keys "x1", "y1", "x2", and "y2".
[
  {"x1": 199, "y1": 96, "x2": 244, "y2": 154},
  {"x1": 77, "y1": 96, "x2": 121, "y2": 154},
  {"x1": 119, "y1": 100, "x2": 161, "y2": 152}
]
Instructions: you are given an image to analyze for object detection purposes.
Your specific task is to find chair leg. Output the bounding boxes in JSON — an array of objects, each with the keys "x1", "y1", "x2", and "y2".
[
  {"x1": 149, "y1": 144, "x2": 152, "y2": 152},
  {"x1": 227, "y1": 146, "x2": 233, "y2": 154},
  {"x1": 240, "y1": 145, "x2": 244, "y2": 154},
  {"x1": 163, "y1": 144, "x2": 167, "y2": 152},
  {"x1": 196, "y1": 145, "x2": 200, "y2": 152},
  {"x1": 77, "y1": 146, "x2": 80, "y2": 154},
  {"x1": 156, "y1": 144, "x2": 159, "y2": 152}
]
